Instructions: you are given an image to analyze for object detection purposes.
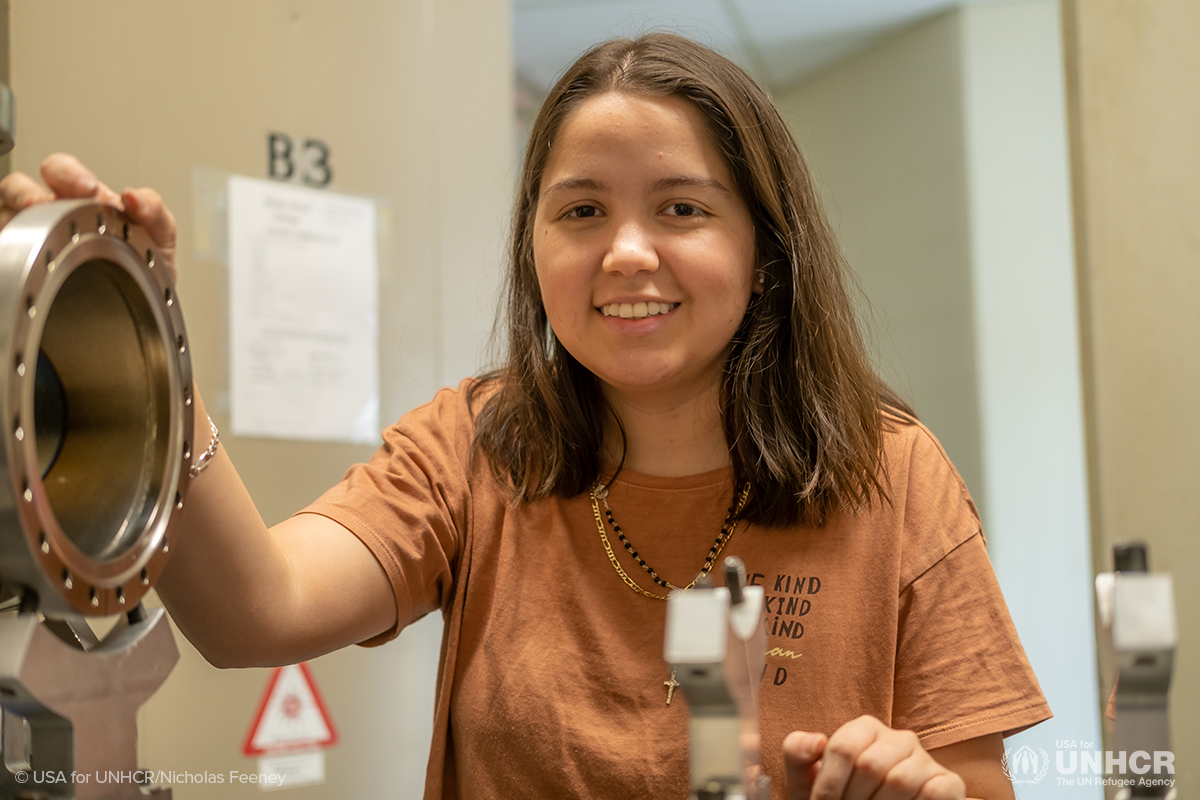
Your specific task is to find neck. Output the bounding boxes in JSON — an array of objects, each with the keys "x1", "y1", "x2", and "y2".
[{"x1": 602, "y1": 378, "x2": 730, "y2": 477}]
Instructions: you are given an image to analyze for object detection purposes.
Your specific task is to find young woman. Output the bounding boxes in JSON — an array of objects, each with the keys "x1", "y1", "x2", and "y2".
[{"x1": 0, "y1": 33, "x2": 1047, "y2": 800}]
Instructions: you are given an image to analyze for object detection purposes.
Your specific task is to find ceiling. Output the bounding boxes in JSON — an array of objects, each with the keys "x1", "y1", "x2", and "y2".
[{"x1": 513, "y1": 0, "x2": 998, "y2": 93}]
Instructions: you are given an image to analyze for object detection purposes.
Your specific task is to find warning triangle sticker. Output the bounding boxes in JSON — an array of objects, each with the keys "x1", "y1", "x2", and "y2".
[{"x1": 242, "y1": 663, "x2": 339, "y2": 756}]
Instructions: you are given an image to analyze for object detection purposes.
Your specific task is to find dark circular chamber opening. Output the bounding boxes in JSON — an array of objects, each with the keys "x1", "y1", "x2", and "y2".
[
  {"x1": 34, "y1": 350, "x2": 66, "y2": 476},
  {"x1": 33, "y1": 258, "x2": 172, "y2": 561}
]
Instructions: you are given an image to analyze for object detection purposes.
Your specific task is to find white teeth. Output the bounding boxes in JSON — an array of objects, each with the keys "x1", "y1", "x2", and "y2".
[{"x1": 601, "y1": 301, "x2": 677, "y2": 319}]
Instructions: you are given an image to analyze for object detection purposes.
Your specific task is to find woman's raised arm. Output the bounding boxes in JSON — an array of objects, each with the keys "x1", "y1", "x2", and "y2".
[
  {"x1": 0, "y1": 154, "x2": 398, "y2": 668},
  {"x1": 159, "y1": 394, "x2": 397, "y2": 668}
]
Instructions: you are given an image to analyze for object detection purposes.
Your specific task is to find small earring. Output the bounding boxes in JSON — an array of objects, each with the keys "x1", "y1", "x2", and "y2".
[{"x1": 755, "y1": 273, "x2": 766, "y2": 290}]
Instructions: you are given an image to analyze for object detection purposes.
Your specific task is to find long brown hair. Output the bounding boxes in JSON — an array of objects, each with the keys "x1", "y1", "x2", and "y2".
[{"x1": 470, "y1": 33, "x2": 911, "y2": 527}]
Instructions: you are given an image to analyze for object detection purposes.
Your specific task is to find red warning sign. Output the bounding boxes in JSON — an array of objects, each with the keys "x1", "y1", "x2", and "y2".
[{"x1": 242, "y1": 663, "x2": 339, "y2": 756}]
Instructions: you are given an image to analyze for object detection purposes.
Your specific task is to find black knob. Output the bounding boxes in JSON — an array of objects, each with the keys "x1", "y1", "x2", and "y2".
[{"x1": 1113, "y1": 541, "x2": 1148, "y2": 573}]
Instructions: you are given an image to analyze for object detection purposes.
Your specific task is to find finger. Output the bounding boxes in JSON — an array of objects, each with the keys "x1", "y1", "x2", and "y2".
[
  {"x1": 742, "y1": 730, "x2": 762, "y2": 767},
  {"x1": 122, "y1": 187, "x2": 179, "y2": 285},
  {"x1": 808, "y1": 716, "x2": 884, "y2": 799},
  {"x1": 915, "y1": 771, "x2": 966, "y2": 800},
  {"x1": 842, "y1": 728, "x2": 921, "y2": 799},
  {"x1": 783, "y1": 731, "x2": 827, "y2": 800},
  {"x1": 0, "y1": 171, "x2": 54, "y2": 212},
  {"x1": 40, "y1": 153, "x2": 99, "y2": 197},
  {"x1": 742, "y1": 731, "x2": 763, "y2": 796},
  {"x1": 121, "y1": 187, "x2": 177, "y2": 249},
  {"x1": 871, "y1": 756, "x2": 965, "y2": 800},
  {"x1": 40, "y1": 153, "x2": 123, "y2": 207}
]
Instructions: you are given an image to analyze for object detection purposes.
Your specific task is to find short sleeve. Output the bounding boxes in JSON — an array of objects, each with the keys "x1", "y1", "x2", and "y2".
[
  {"x1": 300, "y1": 382, "x2": 476, "y2": 646},
  {"x1": 892, "y1": 533, "x2": 1052, "y2": 749}
]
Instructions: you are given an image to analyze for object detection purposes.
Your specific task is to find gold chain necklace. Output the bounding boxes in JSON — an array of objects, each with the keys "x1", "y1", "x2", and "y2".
[
  {"x1": 589, "y1": 480, "x2": 752, "y2": 705},
  {"x1": 588, "y1": 481, "x2": 752, "y2": 601}
]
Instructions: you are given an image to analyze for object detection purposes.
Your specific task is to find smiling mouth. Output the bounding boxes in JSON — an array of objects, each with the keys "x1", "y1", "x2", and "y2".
[{"x1": 599, "y1": 301, "x2": 678, "y2": 319}]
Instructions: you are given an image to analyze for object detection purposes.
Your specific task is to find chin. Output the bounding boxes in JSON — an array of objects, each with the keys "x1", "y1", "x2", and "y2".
[{"x1": 600, "y1": 368, "x2": 706, "y2": 398}]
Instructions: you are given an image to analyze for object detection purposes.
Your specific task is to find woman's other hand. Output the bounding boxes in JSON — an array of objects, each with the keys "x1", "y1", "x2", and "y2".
[
  {"x1": 783, "y1": 715, "x2": 972, "y2": 800},
  {"x1": 0, "y1": 153, "x2": 178, "y2": 284}
]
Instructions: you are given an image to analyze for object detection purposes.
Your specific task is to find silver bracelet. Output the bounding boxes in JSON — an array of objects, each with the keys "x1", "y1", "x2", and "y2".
[{"x1": 190, "y1": 415, "x2": 220, "y2": 478}]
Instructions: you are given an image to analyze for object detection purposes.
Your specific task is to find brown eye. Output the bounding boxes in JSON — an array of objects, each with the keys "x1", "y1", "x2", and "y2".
[
  {"x1": 665, "y1": 203, "x2": 701, "y2": 217},
  {"x1": 567, "y1": 205, "x2": 599, "y2": 218}
]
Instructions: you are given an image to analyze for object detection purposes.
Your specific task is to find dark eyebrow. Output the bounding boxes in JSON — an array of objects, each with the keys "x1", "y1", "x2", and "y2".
[
  {"x1": 540, "y1": 177, "x2": 610, "y2": 200},
  {"x1": 540, "y1": 174, "x2": 733, "y2": 201},
  {"x1": 649, "y1": 175, "x2": 733, "y2": 196}
]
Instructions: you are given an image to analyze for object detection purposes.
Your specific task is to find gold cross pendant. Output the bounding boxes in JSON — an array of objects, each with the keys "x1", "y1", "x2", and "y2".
[{"x1": 664, "y1": 670, "x2": 680, "y2": 706}]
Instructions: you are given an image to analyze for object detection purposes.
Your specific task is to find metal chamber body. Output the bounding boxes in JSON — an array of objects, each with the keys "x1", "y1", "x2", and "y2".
[{"x1": 0, "y1": 200, "x2": 192, "y2": 616}]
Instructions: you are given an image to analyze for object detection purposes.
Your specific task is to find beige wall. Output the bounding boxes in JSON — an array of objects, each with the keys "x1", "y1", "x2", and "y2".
[
  {"x1": 9, "y1": 0, "x2": 512, "y2": 796},
  {"x1": 775, "y1": 11, "x2": 985, "y2": 537},
  {"x1": 1062, "y1": 0, "x2": 1200, "y2": 790},
  {"x1": 0, "y1": 0, "x2": 8, "y2": 177}
]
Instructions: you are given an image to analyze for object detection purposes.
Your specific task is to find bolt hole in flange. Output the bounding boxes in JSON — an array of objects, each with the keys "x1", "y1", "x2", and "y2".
[{"x1": 0, "y1": 200, "x2": 193, "y2": 616}]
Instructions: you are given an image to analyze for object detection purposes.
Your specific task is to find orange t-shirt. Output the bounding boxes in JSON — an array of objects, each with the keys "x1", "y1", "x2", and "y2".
[{"x1": 304, "y1": 381, "x2": 1051, "y2": 799}]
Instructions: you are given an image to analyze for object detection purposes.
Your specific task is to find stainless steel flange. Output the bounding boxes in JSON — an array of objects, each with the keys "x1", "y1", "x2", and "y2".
[{"x1": 0, "y1": 200, "x2": 192, "y2": 617}]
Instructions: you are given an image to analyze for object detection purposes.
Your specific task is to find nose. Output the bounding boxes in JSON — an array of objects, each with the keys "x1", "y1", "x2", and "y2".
[{"x1": 602, "y1": 220, "x2": 658, "y2": 277}]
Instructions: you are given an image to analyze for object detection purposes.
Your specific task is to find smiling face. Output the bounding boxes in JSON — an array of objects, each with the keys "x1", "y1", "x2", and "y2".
[{"x1": 533, "y1": 92, "x2": 757, "y2": 408}]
